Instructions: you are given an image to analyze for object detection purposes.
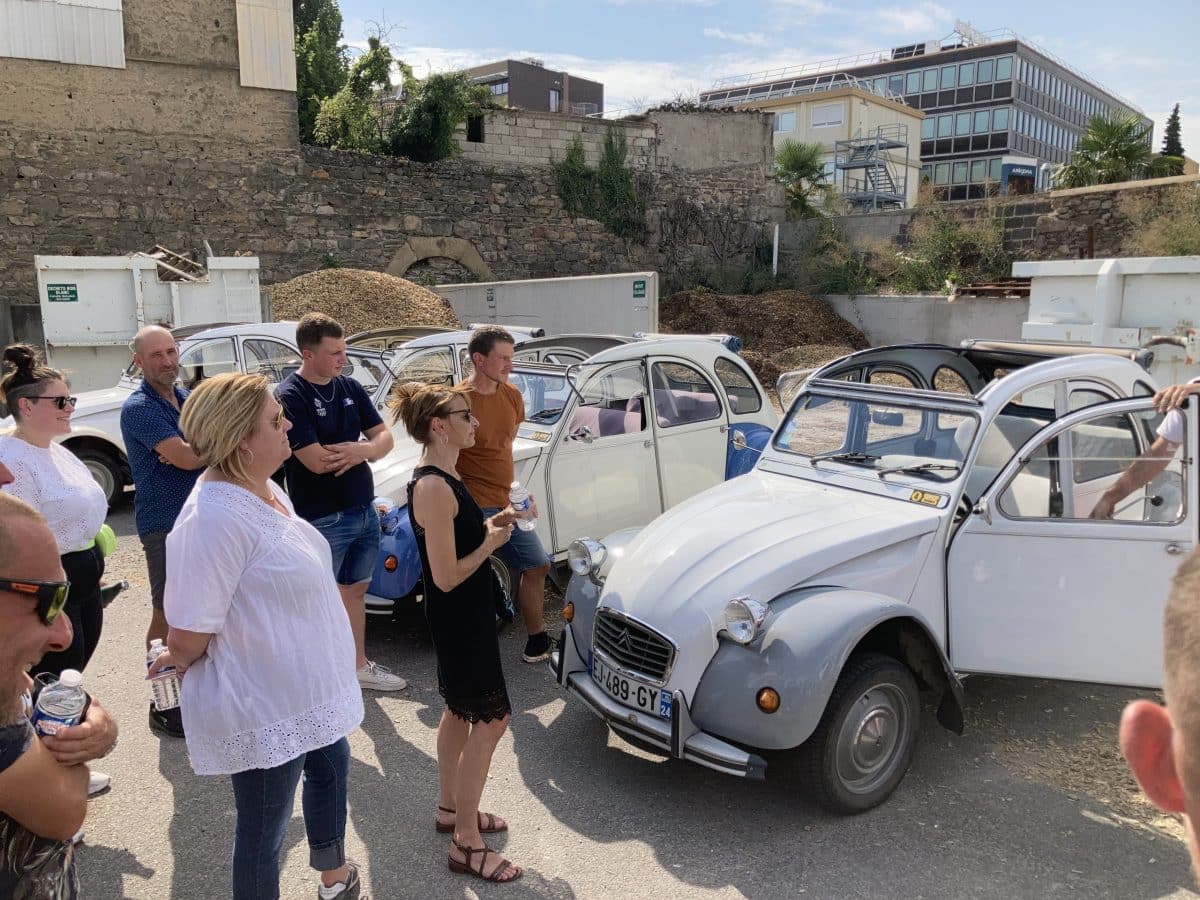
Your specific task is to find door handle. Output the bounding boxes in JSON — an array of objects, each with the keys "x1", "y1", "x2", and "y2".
[
  {"x1": 644, "y1": 440, "x2": 652, "y2": 448},
  {"x1": 1167, "y1": 543, "x2": 1188, "y2": 555}
]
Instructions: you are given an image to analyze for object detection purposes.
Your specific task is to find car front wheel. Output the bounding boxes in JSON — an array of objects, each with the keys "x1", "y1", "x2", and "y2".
[
  {"x1": 74, "y1": 446, "x2": 124, "y2": 507},
  {"x1": 800, "y1": 652, "x2": 919, "y2": 814}
]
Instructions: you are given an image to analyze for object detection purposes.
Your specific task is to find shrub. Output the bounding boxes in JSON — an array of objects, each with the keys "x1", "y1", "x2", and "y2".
[
  {"x1": 1121, "y1": 184, "x2": 1200, "y2": 256},
  {"x1": 551, "y1": 128, "x2": 646, "y2": 240}
]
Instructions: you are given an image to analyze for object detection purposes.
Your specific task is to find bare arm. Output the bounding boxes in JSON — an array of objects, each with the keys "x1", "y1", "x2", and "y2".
[
  {"x1": 1091, "y1": 436, "x2": 1178, "y2": 519},
  {"x1": 0, "y1": 729, "x2": 88, "y2": 840},
  {"x1": 292, "y1": 442, "x2": 339, "y2": 475},
  {"x1": 163, "y1": 626, "x2": 214, "y2": 672},
  {"x1": 41, "y1": 697, "x2": 118, "y2": 766},
  {"x1": 155, "y1": 436, "x2": 205, "y2": 471},
  {"x1": 325, "y1": 424, "x2": 394, "y2": 476},
  {"x1": 412, "y1": 476, "x2": 513, "y2": 592}
]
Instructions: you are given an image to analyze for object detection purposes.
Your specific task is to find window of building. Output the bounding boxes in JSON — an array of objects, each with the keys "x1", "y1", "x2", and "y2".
[
  {"x1": 958, "y1": 62, "x2": 976, "y2": 87},
  {"x1": 974, "y1": 109, "x2": 991, "y2": 133},
  {"x1": 970, "y1": 159, "x2": 986, "y2": 182},
  {"x1": 941, "y1": 66, "x2": 956, "y2": 89},
  {"x1": 774, "y1": 110, "x2": 796, "y2": 132},
  {"x1": 921, "y1": 164, "x2": 933, "y2": 182},
  {"x1": 549, "y1": 89, "x2": 561, "y2": 112},
  {"x1": 822, "y1": 159, "x2": 835, "y2": 182},
  {"x1": 978, "y1": 58, "x2": 995, "y2": 83},
  {"x1": 811, "y1": 102, "x2": 843, "y2": 128},
  {"x1": 921, "y1": 117, "x2": 935, "y2": 139},
  {"x1": 466, "y1": 114, "x2": 485, "y2": 143},
  {"x1": 935, "y1": 162, "x2": 951, "y2": 184},
  {"x1": 937, "y1": 114, "x2": 953, "y2": 137},
  {"x1": 889, "y1": 74, "x2": 905, "y2": 95},
  {"x1": 906, "y1": 71, "x2": 922, "y2": 94},
  {"x1": 922, "y1": 68, "x2": 938, "y2": 92},
  {"x1": 989, "y1": 158, "x2": 1003, "y2": 181},
  {"x1": 874, "y1": 76, "x2": 887, "y2": 94},
  {"x1": 956, "y1": 112, "x2": 972, "y2": 135},
  {"x1": 952, "y1": 161, "x2": 968, "y2": 184},
  {"x1": 490, "y1": 82, "x2": 509, "y2": 95},
  {"x1": 993, "y1": 106, "x2": 1010, "y2": 131}
]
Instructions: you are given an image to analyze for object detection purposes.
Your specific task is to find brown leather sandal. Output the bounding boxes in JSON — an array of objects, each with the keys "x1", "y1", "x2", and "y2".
[
  {"x1": 435, "y1": 805, "x2": 508, "y2": 834},
  {"x1": 448, "y1": 839, "x2": 522, "y2": 883}
]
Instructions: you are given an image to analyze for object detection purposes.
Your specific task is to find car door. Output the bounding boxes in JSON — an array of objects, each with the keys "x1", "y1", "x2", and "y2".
[
  {"x1": 545, "y1": 361, "x2": 662, "y2": 553},
  {"x1": 240, "y1": 336, "x2": 301, "y2": 385},
  {"x1": 946, "y1": 396, "x2": 1198, "y2": 688},
  {"x1": 648, "y1": 358, "x2": 730, "y2": 509}
]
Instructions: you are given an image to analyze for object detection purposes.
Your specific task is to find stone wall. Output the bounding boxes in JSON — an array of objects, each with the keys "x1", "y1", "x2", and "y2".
[{"x1": 457, "y1": 111, "x2": 657, "y2": 170}]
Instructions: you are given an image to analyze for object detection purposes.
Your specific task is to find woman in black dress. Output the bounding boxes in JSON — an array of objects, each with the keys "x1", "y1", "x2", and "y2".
[{"x1": 390, "y1": 381, "x2": 522, "y2": 884}]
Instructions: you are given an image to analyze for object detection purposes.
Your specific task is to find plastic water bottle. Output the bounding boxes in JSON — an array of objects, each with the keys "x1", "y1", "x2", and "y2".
[
  {"x1": 509, "y1": 481, "x2": 538, "y2": 531},
  {"x1": 32, "y1": 669, "x2": 87, "y2": 736},
  {"x1": 147, "y1": 639, "x2": 181, "y2": 712}
]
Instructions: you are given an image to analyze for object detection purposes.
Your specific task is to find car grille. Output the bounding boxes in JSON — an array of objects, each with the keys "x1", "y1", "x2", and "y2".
[{"x1": 593, "y1": 610, "x2": 674, "y2": 683}]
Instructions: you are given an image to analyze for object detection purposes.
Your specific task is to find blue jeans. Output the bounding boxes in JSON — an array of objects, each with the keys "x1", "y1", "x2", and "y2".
[
  {"x1": 481, "y1": 506, "x2": 552, "y2": 573},
  {"x1": 230, "y1": 737, "x2": 350, "y2": 900},
  {"x1": 310, "y1": 504, "x2": 381, "y2": 585}
]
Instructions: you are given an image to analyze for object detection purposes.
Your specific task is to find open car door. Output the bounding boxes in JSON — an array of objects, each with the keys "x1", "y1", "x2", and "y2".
[{"x1": 947, "y1": 396, "x2": 1198, "y2": 688}]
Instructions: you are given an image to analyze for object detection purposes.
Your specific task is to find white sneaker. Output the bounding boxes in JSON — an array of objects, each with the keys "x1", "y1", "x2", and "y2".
[
  {"x1": 356, "y1": 661, "x2": 407, "y2": 692},
  {"x1": 71, "y1": 828, "x2": 85, "y2": 845},
  {"x1": 88, "y1": 771, "x2": 111, "y2": 796}
]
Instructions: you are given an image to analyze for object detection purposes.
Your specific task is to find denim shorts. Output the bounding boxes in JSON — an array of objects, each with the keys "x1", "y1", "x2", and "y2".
[
  {"x1": 310, "y1": 503, "x2": 380, "y2": 586},
  {"x1": 481, "y1": 506, "x2": 552, "y2": 574}
]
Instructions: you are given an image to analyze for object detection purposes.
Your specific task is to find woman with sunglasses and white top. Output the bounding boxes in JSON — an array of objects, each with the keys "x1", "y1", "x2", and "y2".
[
  {"x1": 0, "y1": 344, "x2": 107, "y2": 681},
  {"x1": 148, "y1": 372, "x2": 365, "y2": 900}
]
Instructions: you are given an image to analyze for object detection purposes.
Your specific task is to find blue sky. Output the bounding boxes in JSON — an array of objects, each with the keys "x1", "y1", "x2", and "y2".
[{"x1": 337, "y1": 0, "x2": 1199, "y2": 150}]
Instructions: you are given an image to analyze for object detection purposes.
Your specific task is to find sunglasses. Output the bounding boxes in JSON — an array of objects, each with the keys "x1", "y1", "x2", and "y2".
[
  {"x1": 0, "y1": 578, "x2": 71, "y2": 626},
  {"x1": 271, "y1": 405, "x2": 286, "y2": 430},
  {"x1": 440, "y1": 407, "x2": 473, "y2": 423},
  {"x1": 28, "y1": 396, "x2": 78, "y2": 410}
]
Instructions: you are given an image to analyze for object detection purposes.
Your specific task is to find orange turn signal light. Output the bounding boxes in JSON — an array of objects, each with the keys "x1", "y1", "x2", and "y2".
[
  {"x1": 756, "y1": 687, "x2": 780, "y2": 714},
  {"x1": 384, "y1": 555, "x2": 398, "y2": 572},
  {"x1": 562, "y1": 602, "x2": 575, "y2": 623}
]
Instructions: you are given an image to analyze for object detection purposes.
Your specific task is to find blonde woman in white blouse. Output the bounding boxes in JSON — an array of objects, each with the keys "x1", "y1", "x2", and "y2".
[
  {"x1": 0, "y1": 344, "x2": 108, "y2": 679},
  {"x1": 148, "y1": 373, "x2": 366, "y2": 900}
]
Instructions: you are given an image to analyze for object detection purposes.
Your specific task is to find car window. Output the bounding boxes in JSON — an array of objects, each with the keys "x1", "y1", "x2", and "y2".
[
  {"x1": 569, "y1": 362, "x2": 646, "y2": 438},
  {"x1": 651, "y1": 361, "x2": 721, "y2": 427},
  {"x1": 242, "y1": 338, "x2": 301, "y2": 385},
  {"x1": 714, "y1": 357, "x2": 762, "y2": 414},
  {"x1": 1068, "y1": 386, "x2": 1115, "y2": 413},
  {"x1": 868, "y1": 370, "x2": 918, "y2": 389},
  {"x1": 997, "y1": 408, "x2": 1183, "y2": 523},
  {"x1": 391, "y1": 347, "x2": 455, "y2": 388},
  {"x1": 459, "y1": 347, "x2": 474, "y2": 380},
  {"x1": 934, "y1": 367, "x2": 972, "y2": 395},
  {"x1": 513, "y1": 370, "x2": 573, "y2": 424},
  {"x1": 178, "y1": 338, "x2": 237, "y2": 389},
  {"x1": 344, "y1": 352, "x2": 386, "y2": 394}
]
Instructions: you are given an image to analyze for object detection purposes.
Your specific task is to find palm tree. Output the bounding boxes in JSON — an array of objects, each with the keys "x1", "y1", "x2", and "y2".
[
  {"x1": 774, "y1": 140, "x2": 832, "y2": 219},
  {"x1": 1056, "y1": 113, "x2": 1172, "y2": 188}
]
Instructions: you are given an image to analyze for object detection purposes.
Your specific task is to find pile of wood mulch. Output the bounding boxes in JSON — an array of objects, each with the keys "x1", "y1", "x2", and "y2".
[
  {"x1": 661, "y1": 288, "x2": 867, "y2": 386},
  {"x1": 268, "y1": 269, "x2": 461, "y2": 334}
]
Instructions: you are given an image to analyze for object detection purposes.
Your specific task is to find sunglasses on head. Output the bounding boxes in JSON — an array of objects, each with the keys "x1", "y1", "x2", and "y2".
[
  {"x1": 28, "y1": 396, "x2": 78, "y2": 410},
  {"x1": 0, "y1": 578, "x2": 71, "y2": 626}
]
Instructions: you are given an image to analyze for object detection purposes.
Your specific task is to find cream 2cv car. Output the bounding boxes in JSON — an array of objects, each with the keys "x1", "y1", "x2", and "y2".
[{"x1": 553, "y1": 340, "x2": 1195, "y2": 813}]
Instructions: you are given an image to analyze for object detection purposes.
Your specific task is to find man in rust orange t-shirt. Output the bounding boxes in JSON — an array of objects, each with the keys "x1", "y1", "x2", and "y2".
[{"x1": 458, "y1": 326, "x2": 554, "y2": 663}]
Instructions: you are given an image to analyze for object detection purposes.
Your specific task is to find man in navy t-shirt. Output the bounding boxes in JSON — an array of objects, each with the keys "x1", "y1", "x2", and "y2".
[{"x1": 276, "y1": 313, "x2": 405, "y2": 692}]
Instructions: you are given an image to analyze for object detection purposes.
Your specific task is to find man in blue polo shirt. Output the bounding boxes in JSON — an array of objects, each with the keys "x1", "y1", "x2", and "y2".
[
  {"x1": 120, "y1": 325, "x2": 204, "y2": 738},
  {"x1": 277, "y1": 313, "x2": 405, "y2": 692}
]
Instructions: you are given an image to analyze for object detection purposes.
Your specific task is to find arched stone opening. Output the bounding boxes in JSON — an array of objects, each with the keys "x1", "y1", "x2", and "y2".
[{"x1": 387, "y1": 236, "x2": 495, "y2": 283}]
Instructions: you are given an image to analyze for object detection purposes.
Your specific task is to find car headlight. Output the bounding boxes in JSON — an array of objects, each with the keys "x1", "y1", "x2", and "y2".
[
  {"x1": 568, "y1": 538, "x2": 606, "y2": 585},
  {"x1": 722, "y1": 597, "x2": 768, "y2": 645}
]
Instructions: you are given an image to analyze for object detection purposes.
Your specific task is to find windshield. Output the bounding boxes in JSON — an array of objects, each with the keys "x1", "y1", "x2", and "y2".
[
  {"x1": 511, "y1": 370, "x2": 573, "y2": 425},
  {"x1": 775, "y1": 390, "x2": 978, "y2": 481}
]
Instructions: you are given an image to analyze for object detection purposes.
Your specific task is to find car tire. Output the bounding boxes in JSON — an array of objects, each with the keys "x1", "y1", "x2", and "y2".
[
  {"x1": 799, "y1": 652, "x2": 920, "y2": 815},
  {"x1": 489, "y1": 553, "x2": 516, "y2": 624},
  {"x1": 74, "y1": 447, "x2": 124, "y2": 507}
]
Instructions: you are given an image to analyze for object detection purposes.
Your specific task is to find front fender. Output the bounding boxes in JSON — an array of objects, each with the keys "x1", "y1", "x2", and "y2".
[
  {"x1": 725, "y1": 423, "x2": 772, "y2": 479},
  {"x1": 367, "y1": 513, "x2": 422, "y2": 599},
  {"x1": 691, "y1": 588, "x2": 959, "y2": 751}
]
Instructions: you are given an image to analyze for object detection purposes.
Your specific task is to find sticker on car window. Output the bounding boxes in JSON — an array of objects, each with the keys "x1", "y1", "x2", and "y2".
[{"x1": 909, "y1": 489, "x2": 947, "y2": 508}]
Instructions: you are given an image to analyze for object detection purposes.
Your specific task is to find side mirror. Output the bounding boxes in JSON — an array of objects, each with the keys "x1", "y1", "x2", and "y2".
[
  {"x1": 569, "y1": 425, "x2": 595, "y2": 444},
  {"x1": 730, "y1": 430, "x2": 761, "y2": 455},
  {"x1": 871, "y1": 410, "x2": 904, "y2": 427}
]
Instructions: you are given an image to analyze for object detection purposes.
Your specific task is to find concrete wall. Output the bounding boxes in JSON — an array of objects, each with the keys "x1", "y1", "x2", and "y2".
[
  {"x1": 647, "y1": 109, "x2": 776, "y2": 174},
  {"x1": 457, "y1": 110, "x2": 657, "y2": 169},
  {"x1": 826, "y1": 294, "x2": 1029, "y2": 346},
  {"x1": 0, "y1": 0, "x2": 297, "y2": 150}
]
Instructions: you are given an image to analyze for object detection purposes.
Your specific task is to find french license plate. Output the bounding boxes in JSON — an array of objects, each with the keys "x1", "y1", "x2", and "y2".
[{"x1": 592, "y1": 655, "x2": 671, "y2": 719}]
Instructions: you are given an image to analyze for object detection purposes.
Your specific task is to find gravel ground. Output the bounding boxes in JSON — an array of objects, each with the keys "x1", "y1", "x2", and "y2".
[{"x1": 75, "y1": 499, "x2": 1198, "y2": 899}]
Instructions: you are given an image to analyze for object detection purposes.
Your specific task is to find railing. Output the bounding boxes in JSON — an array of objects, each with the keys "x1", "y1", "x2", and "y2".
[{"x1": 700, "y1": 72, "x2": 905, "y2": 107}]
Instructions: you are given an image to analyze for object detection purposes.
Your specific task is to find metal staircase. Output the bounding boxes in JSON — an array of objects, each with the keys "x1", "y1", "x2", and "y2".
[{"x1": 835, "y1": 124, "x2": 909, "y2": 212}]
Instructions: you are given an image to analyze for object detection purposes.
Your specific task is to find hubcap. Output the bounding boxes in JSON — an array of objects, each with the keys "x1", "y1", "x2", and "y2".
[
  {"x1": 834, "y1": 683, "x2": 910, "y2": 795},
  {"x1": 85, "y1": 460, "x2": 117, "y2": 504},
  {"x1": 489, "y1": 556, "x2": 512, "y2": 600}
]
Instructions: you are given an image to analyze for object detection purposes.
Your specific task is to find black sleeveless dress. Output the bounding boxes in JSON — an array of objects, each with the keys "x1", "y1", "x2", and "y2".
[{"x1": 407, "y1": 465, "x2": 512, "y2": 723}]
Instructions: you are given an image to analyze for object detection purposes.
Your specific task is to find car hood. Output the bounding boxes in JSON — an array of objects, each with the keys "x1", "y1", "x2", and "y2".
[{"x1": 598, "y1": 470, "x2": 942, "y2": 688}]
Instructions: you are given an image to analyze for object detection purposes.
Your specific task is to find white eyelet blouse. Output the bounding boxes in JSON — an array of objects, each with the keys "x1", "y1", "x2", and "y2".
[
  {"x1": 0, "y1": 436, "x2": 107, "y2": 554},
  {"x1": 165, "y1": 479, "x2": 364, "y2": 776}
]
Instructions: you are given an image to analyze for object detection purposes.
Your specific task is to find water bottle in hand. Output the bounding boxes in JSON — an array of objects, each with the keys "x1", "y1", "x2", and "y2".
[
  {"x1": 147, "y1": 639, "x2": 181, "y2": 712},
  {"x1": 508, "y1": 481, "x2": 538, "y2": 531},
  {"x1": 32, "y1": 669, "x2": 87, "y2": 737}
]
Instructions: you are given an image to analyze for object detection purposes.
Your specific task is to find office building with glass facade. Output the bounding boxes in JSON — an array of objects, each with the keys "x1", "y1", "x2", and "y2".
[{"x1": 700, "y1": 30, "x2": 1150, "y2": 200}]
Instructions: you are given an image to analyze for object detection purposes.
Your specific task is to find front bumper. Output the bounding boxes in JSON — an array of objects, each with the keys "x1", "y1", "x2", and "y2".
[{"x1": 551, "y1": 625, "x2": 766, "y2": 780}]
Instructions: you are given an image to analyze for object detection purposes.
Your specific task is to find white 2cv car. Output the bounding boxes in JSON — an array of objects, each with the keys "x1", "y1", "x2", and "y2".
[{"x1": 553, "y1": 340, "x2": 1195, "y2": 813}]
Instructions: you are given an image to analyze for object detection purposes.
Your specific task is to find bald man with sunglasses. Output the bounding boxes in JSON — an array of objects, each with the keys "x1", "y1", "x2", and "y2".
[{"x1": 0, "y1": 492, "x2": 118, "y2": 896}]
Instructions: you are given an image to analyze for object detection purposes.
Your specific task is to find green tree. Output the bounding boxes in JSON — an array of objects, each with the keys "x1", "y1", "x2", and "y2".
[
  {"x1": 313, "y1": 36, "x2": 396, "y2": 152},
  {"x1": 774, "y1": 140, "x2": 831, "y2": 219},
  {"x1": 294, "y1": 0, "x2": 347, "y2": 144},
  {"x1": 1163, "y1": 103, "x2": 1185, "y2": 158},
  {"x1": 387, "y1": 72, "x2": 493, "y2": 163},
  {"x1": 1056, "y1": 113, "x2": 1174, "y2": 188}
]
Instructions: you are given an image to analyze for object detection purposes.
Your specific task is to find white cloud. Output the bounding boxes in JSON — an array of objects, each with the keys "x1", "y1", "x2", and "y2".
[
  {"x1": 769, "y1": 0, "x2": 835, "y2": 12},
  {"x1": 869, "y1": 1, "x2": 952, "y2": 39},
  {"x1": 703, "y1": 27, "x2": 768, "y2": 47}
]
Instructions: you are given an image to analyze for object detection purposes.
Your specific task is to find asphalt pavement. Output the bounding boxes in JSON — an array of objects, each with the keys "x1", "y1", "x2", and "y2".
[{"x1": 75, "y1": 499, "x2": 1199, "y2": 899}]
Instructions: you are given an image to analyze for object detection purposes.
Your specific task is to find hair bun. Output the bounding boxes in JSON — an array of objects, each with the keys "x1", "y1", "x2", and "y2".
[{"x1": 2, "y1": 343, "x2": 39, "y2": 374}]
